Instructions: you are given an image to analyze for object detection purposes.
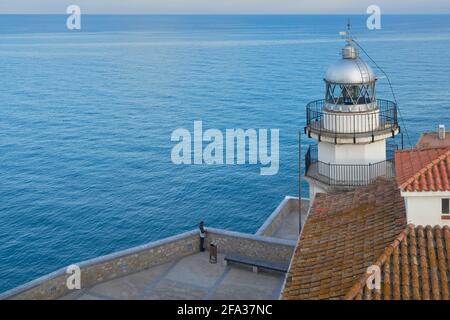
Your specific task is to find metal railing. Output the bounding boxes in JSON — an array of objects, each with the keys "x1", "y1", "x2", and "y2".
[
  {"x1": 305, "y1": 143, "x2": 397, "y2": 187},
  {"x1": 305, "y1": 99, "x2": 398, "y2": 138}
]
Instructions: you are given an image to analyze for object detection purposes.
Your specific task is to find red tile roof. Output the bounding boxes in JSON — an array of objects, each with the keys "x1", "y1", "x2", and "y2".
[
  {"x1": 282, "y1": 178, "x2": 450, "y2": 300},
  {"x1": 416, "y1": 132, "x2": 450, "y2": 150},
  {"x1": 395, "y1": 148, "x2": 450, "y2": 192},
  {"x1": 282, "y1": 179, "x2": 407, "y2": 300},
  {"x1": 345, "y1": 224, "x2": 450, "y2": 300}
]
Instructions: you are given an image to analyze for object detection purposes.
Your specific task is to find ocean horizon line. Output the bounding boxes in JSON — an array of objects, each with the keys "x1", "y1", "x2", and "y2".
[{"x1": 1, "y1": 13, "x2": 450, "y2": 16}]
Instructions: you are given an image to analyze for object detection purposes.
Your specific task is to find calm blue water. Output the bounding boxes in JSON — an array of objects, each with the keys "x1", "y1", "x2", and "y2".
[{"x1": 1, "y1": 15, "x2": 450, "y2": 293}]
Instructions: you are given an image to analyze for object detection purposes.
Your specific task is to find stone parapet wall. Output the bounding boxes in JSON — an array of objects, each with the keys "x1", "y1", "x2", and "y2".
[
  {"x1": 256, "y1": 196, "x2": 310, "y2": 237},
  {"x1": 1, "y1": 230, "x2": 199, "y2": 300},
  {"x1": 206, "y1": 228, "x2": 296, "y2": 264},
  {"x1": 1, "y1": 228, "x2": 296, "y2": 300}
]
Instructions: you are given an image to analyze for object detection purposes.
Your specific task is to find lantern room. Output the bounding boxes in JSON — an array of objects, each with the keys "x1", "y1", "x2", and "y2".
[{"x1": 324, "y1": 43, "x2": 377, "y2": 112}]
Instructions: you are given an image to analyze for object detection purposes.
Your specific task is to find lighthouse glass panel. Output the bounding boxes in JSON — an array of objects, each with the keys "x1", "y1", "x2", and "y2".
[
  {"x1": 325, "y1": 82, "x2": 375, "y2": 107},
  {"x1": 323, "y1": 80, "x2": 380, "y2": 133}
]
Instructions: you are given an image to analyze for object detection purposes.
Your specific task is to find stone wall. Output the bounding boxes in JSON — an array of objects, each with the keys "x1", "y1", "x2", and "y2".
[
  {"x1": 1, "y1": 228, "x2": 296, "y2": 300},
  {"x1": 206, "y1": 228, "x2": 296, "y2": 264},
  {"x1": 256, "y1": 196, "x2": 313, "y2": 237}
]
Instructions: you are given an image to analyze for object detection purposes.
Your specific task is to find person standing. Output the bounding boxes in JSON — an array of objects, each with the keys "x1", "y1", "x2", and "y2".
[{"x1": 199, "y1": 221, "x2": 206, "y2": 252}]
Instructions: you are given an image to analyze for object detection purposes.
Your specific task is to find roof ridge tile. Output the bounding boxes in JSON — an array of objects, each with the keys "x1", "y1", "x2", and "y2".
[
  {"x1": 345, "y1": 223, "x2": 450, "y2": 300},
  {"x1": 398, "y1": 149, "x2": 450, "y2": 192},
  {"x1": 343, "y1": 226, "x2": 410, "y2": 300}
]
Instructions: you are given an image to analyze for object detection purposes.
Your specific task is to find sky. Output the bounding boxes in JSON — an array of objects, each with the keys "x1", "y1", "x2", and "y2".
[{"x1": 0, "y1": 0, "x2": 449, "y2": 14}]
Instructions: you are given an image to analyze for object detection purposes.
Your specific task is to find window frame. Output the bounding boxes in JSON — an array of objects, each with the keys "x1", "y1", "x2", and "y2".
[{"x1": 442, "y1": 198, "x2": 450, "y2": 215}]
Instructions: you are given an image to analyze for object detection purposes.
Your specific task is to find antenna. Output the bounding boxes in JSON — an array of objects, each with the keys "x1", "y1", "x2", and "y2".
[{"x1": 339, "y1": 18, "x2": 353, "y2": 44}]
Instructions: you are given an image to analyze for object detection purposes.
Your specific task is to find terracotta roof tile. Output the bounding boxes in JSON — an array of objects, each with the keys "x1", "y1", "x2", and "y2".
[
  {"x1": 395, "y1": 148, "x2": 450, "y2": 192},
  {"x1": 416, "y1": 132, "x2": 450, "y2": 150},
  {"x1": 282, "y1": 178, "x2": 407, "y2": 300},
  {"x1": 345, "y1": 224, "x2": 450, "y2": 300}
]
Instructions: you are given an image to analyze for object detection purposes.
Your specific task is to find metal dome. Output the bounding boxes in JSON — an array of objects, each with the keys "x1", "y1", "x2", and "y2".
[{"x1": 324, "y1": 46, "x2": 376, "y2": 84}]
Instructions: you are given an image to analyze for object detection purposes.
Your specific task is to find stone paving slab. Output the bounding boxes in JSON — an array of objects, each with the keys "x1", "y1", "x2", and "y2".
[
  {"x1": 164, "y1": 253, "x2": 227, "y2": 288},
  {"x1": 143, "y1": 279, "x2": 208, "y2": 300},
  {"x1": 210, "y1": 268, "x2": 282, "y2": 300},
  {"x1": 88, "y1": 262, "x2": 173, "y2": 300},
  {"x1": 76, "y1": 293, "x2": 105, "y2": 300}
]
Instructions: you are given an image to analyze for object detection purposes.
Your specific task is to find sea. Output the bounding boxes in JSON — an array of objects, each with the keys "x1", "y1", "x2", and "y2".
[{"x1": 1, "y1": 14, "x2": 449, "y2": 293}]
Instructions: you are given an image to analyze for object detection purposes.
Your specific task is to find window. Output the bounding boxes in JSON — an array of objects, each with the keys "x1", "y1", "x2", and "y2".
[{"x1": 442, "y1": 198, "x2": 450, "y2": 215}]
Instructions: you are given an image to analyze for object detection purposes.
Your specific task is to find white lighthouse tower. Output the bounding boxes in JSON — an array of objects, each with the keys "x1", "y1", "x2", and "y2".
[{"x1": 304, "y1": 30, "x2": 400, "y2": 200}]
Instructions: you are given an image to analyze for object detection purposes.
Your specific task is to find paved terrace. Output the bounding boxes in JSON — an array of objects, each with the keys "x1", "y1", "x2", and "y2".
[
  {"x1": 59, "y1": 197, "x2": 309, "y2": 300},
  {"x1": 61, "y1": 253, "x2": 284, "y2": 300},
  {"x1": 3, "y1": 197, "x2": 309, "y2": 300}
]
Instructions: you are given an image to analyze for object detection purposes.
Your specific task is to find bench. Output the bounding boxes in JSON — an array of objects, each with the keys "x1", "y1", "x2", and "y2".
[{"x1": 223, "y1": 254, "x2": 289, "y2": 273}]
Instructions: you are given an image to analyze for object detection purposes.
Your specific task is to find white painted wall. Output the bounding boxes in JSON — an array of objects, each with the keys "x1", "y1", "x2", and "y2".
[
  {"x1": 308, "y1": 180, "x2": 327, "y2": 204},
  {"x1": 323, "y1": 109, "x2": 380, "y2": 134},
  {"x1": 317, "y1": 140, "x2": 387, "y2": 181},
  {"x1": 402, "y1": 192, "x2": 450, "y2": 226},
  {"x1": 318, "y1": 140, "x2": 386, "y2": 165}
]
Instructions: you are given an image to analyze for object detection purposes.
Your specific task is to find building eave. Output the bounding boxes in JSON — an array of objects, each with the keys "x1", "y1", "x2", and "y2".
[{"x1": 400, "y1": 190, "x2": 450, "y2": 197}]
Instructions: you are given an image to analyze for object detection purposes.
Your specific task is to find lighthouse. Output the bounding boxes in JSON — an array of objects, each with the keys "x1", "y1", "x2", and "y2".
[{"x1": 304, "y1": 31, "x2": 400, "y2": 200}]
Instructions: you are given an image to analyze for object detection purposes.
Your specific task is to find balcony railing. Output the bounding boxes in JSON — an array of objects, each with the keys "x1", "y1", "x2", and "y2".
[
  {"x1": 305, "y1": 99, "x2": 399, "y2": 140},
  {"x1": 305, "y1": 144, "x2": 397, "y2": 187}
]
